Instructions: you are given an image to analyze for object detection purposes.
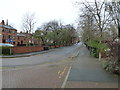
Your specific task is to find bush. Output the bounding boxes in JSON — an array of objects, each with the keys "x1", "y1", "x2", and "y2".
[
  {"x1": 29, "y1": 43, "x2": 34, "y2": 46},
  {"x1": 90, "y1": 47, "x2": 99, "y2": 58},
  {"x1": 87, "y1": 40, "x2": 108, "y2": 58},
  {"x1": 103, "y1": 41, "x2": 120, "y2": 75},
  {"x1": 43, "y1": 46, "x2": 49, "y2": 50},
  {"x1": 103, "y1": 59, "x2": 120, "y2": 75},
  {"x1": 0, "y1": 47, "x2": 10, "y2": 55}
]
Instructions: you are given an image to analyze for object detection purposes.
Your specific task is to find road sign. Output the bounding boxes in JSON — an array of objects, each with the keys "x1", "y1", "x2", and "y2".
[{"x1": 8, "y1": 38, "x2": 13, "y2": 43}]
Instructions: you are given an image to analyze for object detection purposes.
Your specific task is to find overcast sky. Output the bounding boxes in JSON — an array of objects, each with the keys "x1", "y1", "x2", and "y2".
[{"x1": 0, "y1": 0, "x2": 82, "y2": 32}]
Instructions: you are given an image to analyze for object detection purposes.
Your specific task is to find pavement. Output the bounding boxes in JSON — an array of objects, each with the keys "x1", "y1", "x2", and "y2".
[
  {"x1": 64, "y1": 45, "x2": 119, "y2": 88},
  {"x1": 0, "y1": 48, "x2": 57, "y2": 58}
]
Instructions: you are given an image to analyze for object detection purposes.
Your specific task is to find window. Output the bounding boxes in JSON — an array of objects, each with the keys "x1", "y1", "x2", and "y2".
[
  {"x1": 8, "y1": 35, "x2": 11, "y2": 39},
  {"x1": 12, "y1": 36, "x2": 15, "y2": 39},
  {"x1": 12, "y1": 31, "x2": 14, "y2": 33},
  {"x1": 8, "y1": 29, "x2": 11, "y2": 33},
  {"x1": 2, "y1": 39, "x2": 6, "y2": 43},
  {"x1": 13, "y1": 42, "x2": 15, "y2": 45},
  {"x1": 2, "y1": 28, "x2": 5, "y2": 32},
  {"x1": 18, "y1": 37, "x2": 20, "y2": 40},
  {"x1": 2, "y1": 34, "x2": 6, "y2": 39}
]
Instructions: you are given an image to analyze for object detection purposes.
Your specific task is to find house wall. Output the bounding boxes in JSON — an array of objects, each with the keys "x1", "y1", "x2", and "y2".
[{"x1": 0, "y1": 20, "x2": 41, "y2": 46}]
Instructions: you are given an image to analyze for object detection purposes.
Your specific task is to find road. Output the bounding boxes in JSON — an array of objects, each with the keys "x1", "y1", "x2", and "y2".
[
  {"x1": 1, "y1": 42, "x2": 118, "y2": 88},
  {"x1": 2, "y1": 44, "x2": 81, "y2": 67},
  {"x1": 2, "y1": 43, "x2": 82, "y2": 88}
]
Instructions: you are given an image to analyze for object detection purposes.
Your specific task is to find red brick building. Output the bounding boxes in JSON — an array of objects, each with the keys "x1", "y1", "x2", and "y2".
[
  {"x1": 0, "y1": 20, "x2": 18, "y2": 46},
  {"x1": 17, "y1": 31, "x2": 32, "y2": 46},
  {"x1": 0, "y1": 20, "x2": 40, "y2": 46}
]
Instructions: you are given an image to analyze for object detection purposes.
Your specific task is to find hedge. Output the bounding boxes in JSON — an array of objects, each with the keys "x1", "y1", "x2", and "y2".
[{"x1": 0, "y1": 47, "x2": 11, "y2": 55}]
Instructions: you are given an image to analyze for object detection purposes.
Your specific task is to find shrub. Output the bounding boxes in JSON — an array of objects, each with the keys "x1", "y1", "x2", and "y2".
[
  {"x1": 90, "y1": 47, "x2": 99, "y2": 58},
  {"x1": 103, "y1": 41, "x2": 120, "y2": 75},
  {"x1": 103, "y1": 58, "x2": 120, "y2": 75},
  {"x1": 87, "y1": 40, "x2": 109, "y2": 58},
  {"x1": 0, "y1": 47, "x2": 10, "y2": 55}
]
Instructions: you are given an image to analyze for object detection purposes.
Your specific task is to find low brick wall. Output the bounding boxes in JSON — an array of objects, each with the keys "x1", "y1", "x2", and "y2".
[
  {"x1": 51, "y1": 46, "x2": 55, "y2": 49},
  {"x1": 60, "y1": 45, "x2": 63, "y2": 47},
  {"x1": 12, "y1": 46, "x2": 44, "y2": 54},
  {"x1": 55, "y1": 45, "x2": 59, "y2": 48}
]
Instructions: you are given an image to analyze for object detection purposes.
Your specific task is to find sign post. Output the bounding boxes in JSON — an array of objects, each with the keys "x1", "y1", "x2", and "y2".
[{"x1": 8, "y1": 38, "x2": 13, "y2": 55}]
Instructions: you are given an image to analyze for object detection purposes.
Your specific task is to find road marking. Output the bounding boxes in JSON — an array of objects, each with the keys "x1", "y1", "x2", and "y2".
[
  {"x1": 61, "y1": 66, "x2": 72, "y2": 88},
  {"x1": 58, "y1": 70, "x2": 61, "y2": 74}
]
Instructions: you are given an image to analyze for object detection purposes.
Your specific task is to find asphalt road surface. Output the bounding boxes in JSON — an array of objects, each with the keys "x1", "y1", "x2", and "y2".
[
  {"x1": 2, "y1": 42, "x2": 118, "y2": 88},
  {"x1": 65, "y1": 45, "x2": 119, "y2": 88},
  {"x1": 2, "y1": 43, "x2": 82, "y2": 88},
  {"x1": 2, "y1": 43, "x2": 81, "y2": 67}
]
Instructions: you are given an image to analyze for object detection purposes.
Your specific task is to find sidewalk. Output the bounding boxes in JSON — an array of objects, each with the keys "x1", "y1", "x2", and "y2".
[
  {"x1": 0, "y1": 49, "x2": 56, "y2": 58},
  {"x1": 65, "y1": 45, "x2": 119, "y2": 88}
]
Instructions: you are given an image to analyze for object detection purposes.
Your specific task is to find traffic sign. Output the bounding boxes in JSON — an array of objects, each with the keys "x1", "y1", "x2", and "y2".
[{"x1": 8, "y1": 38, "x2": 13, "y2": 43}]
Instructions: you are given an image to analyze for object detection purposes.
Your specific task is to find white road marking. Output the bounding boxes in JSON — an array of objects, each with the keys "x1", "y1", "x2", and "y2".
[{"x1": 61, "y1": 66, "x2": 72, "y2": 88}]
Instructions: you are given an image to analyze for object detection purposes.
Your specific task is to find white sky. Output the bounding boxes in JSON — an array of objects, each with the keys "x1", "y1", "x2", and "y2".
[{"x1": 0, "y1": 0, "x2": 81, "y2": 32}]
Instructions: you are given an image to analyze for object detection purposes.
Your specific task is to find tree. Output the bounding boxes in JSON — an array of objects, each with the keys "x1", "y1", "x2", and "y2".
[
  {"x1": 106, "y1": 1, "x2": 120, "y2": 39},
  {"x1": 34, "y1": 20, "x2": 79, "y2": 46},
  {"x1": 41, "y1": 20, "x2": 61, "y2": 46},
  {"x1": 78, "y1": 6, "x2": 96, "y2": 42},
  {"x1": 22, "y1": 12, "x2": 36, "y2": 34},
  {"x1": 34, "y1": 29, "x2": 47, "y2": 46},
  {"x1": 77, "y1": 0, "x2": 111, "y2": 61}
]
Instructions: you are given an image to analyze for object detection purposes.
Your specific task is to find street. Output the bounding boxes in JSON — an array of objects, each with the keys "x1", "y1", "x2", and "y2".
[
  {"x1": 1, "y1": 42, "x2": 119, "y2": 88},
  {"x1": 2, "y1": 44, "x2": 81, "y2": 67},
  {"x1": 0, "y1": 0, "x2": 119, "y2": 89},
  {"x1": 2, "y1": 43, "x2": 81, "y2": 88}
]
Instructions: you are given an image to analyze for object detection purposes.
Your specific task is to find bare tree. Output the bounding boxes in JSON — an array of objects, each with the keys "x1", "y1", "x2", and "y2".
[
  {"x1": 22, "y1": 12, "x2": 36, "y2": 33},
  {"x1": 106, "y1": 1, "x2": 120, "y2": 39},
  {"x1": 77, "y1": 0, "x2": 111, "y2": 61}
]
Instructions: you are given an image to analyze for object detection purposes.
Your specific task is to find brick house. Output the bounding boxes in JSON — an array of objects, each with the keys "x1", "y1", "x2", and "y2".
[
  {"x1": 0, "y1": 20, "x2": 18, "y2": 46},
  {"x1": 17, "y1": 31, "x2": 34, "y2": 46},
  {"x1": 0, "y1": 20, "x2": 41, "y2": 46}
]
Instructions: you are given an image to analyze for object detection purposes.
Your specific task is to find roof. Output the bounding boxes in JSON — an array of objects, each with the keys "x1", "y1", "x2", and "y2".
[
  {"x1": 17, "y1": 33, "x2": 26, "y2": 37},
  {"x1": 0, "y1": 24, "x2": 16, "y2": 30}
]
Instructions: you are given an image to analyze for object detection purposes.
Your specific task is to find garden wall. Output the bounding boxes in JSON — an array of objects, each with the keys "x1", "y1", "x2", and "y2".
[
  {"x1": 11, "y1": 46, "x2": 44, "y2": 54},
  {"x1": 11, "y1": 45, "x2": 64, "y2": 54},
  {"x1": 51, "y1": 46, "x2": 55, "y2": 49}
]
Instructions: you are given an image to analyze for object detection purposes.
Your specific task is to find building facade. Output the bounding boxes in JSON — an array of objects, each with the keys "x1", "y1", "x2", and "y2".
[
  {"x1": 0, "y1": 20, "x2": 18, "y2": 46},
  {"x1": 0, "y1": 20, "x2": 40, "y2": 46}
]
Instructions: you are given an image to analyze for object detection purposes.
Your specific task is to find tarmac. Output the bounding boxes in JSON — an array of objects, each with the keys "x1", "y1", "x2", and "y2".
[
  {"x1": 64, "y1": 45, "x2": 119, "y2": 88},
  {"x1": 1, "y1": 44, "x2": 119, "y2": 88}
]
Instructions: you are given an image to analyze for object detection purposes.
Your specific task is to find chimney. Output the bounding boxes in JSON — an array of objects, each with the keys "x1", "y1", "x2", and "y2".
[
  {"x1": 6, "y1": 19, "x2": 8, "y2": 25},
  {"x1": 1, "y1": 20, "x2": 5, "y2": 25},
  {"x1": 26, "y1": 31, "x2": 28, "y2": 33}
]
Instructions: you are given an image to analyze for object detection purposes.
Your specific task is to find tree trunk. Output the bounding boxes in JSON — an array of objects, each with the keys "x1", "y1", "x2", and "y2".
[
  {"x1": 99, "y1": 40, "x2": 102, "y2": 61},
  {"x1": 99, "y1": 52, "x2": 101, "y2": 61},
  {"x1": 118, "y1": 25, "x2": 120, "y2": 38}
]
